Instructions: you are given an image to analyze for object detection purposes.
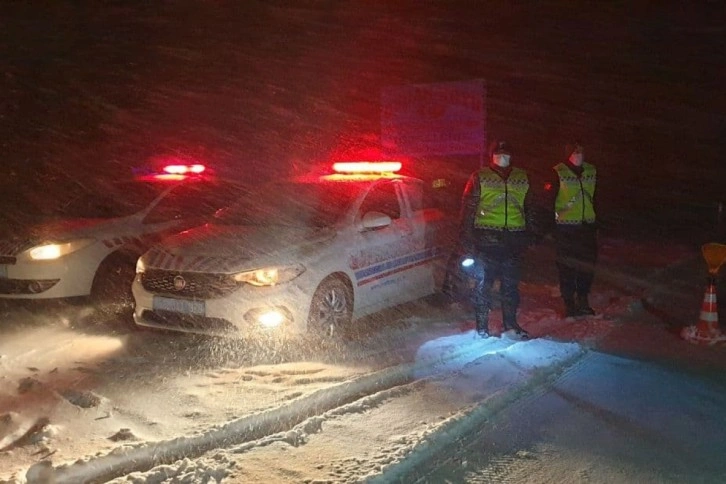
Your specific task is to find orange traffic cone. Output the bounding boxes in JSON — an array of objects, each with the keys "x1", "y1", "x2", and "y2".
[
  {"x1": 681, "y1": 243, "x2": 726, "y2": 345},
  {"x1": 681, "y1": 277, "x2": 726, "y2": 345}
]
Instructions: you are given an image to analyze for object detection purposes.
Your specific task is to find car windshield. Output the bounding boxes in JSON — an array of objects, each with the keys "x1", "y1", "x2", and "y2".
[
  {"x1": 214, "y1": 181, "x2": 362, "y2": 228},
  {"x1": 54, "y1": 182, "x2": 166, "y2": 219}
]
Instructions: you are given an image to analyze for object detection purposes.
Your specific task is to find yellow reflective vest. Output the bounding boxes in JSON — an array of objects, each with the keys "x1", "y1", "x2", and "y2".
[
  {"x1": 474, "y1": 167, "x2": 529, "y2": 231},
  {"x1": 554, "y1": 162, "x2": 596, "y2": 224}
]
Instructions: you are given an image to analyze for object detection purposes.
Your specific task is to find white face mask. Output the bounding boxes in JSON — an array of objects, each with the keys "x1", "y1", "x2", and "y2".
[
  {"x1": 569, "y1": 152, "x2": 584, "y2": 166},
  {"x1": 492, "y1": 154, "x2": 510, "y2": 168}
]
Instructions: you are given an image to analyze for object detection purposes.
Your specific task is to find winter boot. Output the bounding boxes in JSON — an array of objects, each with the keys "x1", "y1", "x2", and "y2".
[
  {"x1": 576, "y1": 295, "x2": 596, "y2": 317},
  {"x1": 475, "y1": 309, "x2": 490, "y2": 338},
  {"x1": 503, "y1": 307, "x2": 530, "y2": 339},
  {"x1": 563, "y1": 298, "x2": 579, "y2": 319}
]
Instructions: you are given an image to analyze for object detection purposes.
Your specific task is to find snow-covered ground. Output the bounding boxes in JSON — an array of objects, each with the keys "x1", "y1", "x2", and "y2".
[
  {"x1": 0, "y1": 292, "x2": 606, "y2": 483},
  {"x1": 2, "y1": 237, "x2": 723, "y2": 483},
  {"x1": 395, "y1": 351, "x2": 726, "y2": 484},
  {"x1": 109, "y1": 337, "x2": 584, "y2": 484}
]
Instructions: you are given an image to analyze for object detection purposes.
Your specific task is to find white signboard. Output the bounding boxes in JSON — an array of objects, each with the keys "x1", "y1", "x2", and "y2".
[{"x1": 381, "y1": 79, "x2": 486, "y2": 157}]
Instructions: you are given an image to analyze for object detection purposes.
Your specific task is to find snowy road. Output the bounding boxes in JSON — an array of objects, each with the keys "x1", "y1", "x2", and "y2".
[
  {"x1": 0, "y1": 299, "x2": 473, "y2": 482},
  {"x1": 392, "y1": 352, "x2": 726, "y2": 483},
  {"x1": 1, "y1": 299, "x2": 584, "y2": 483},
  {"x1": 76, "y1": 332, "x2": 583, "y2": 484}
]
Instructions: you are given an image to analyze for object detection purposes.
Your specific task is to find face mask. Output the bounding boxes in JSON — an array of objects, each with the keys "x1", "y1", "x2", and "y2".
[
  {"x1": 492, "y1": 154, "x2": 510, "y2": 168},
  {"x1": 569, "y1": 152, "x2": 584, "y2": 166}
]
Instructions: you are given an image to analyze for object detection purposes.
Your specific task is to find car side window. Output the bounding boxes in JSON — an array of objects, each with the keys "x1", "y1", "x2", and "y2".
[
  {"x1": 358, "y1": 182, "x2": 401, "y2": 220},
  {"x1": 405, "y1": 180, "x2": 424, "y2": 213}
]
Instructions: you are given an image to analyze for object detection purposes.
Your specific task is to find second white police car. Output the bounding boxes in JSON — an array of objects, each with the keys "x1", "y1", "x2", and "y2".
[
  {"x1": 132, "y1": 161, "x2": 454, "y2": 338},
  {"x1": 0, "y1": 163, "x2": 239, "y2": 307}
]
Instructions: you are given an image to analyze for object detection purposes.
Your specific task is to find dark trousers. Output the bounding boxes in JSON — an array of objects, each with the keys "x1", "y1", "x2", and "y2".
[
  {"x1": 473, "y1": 247, "x2": 522, "y2": 328},
  {"x1": 718, "y1": 272, "x2": 726, "y2": 330},
  {"x1": 555, "y1": 224, "x2": 598, "y2": 303}
]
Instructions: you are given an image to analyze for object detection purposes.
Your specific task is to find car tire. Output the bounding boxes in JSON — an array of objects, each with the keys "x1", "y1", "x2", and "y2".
[
  {"x1": 306, "y1": 276, "x2": 353, "y2": 340},
  {"x1": 90, "y1": 251, "x2": 138, "y2": 324}
]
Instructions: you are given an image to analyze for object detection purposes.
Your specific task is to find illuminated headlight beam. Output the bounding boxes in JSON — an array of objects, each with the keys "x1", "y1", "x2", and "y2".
[
  {"x1": 24, "y1": 238, "x2": 96, "y2": 261},
  {"x1": 233, "y1": 264, "x2": 305, "y2": 287}
]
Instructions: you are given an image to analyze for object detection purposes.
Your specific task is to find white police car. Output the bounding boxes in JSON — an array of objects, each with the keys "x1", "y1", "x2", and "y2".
[
  {"x1": 132, "y1": 161, "x2": 453, "y2": 338},
  {"x1": 0, "y1": 164, "x2": 239, "y2": 304}
]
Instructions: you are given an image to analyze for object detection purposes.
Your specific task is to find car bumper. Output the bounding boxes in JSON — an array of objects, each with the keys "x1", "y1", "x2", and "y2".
[
  {"x1": 131, "y1": 274, "x2": 312, "y2": 338},
  {"x1": 0, "y1": 258, "x2": 96, "y2": 299}
]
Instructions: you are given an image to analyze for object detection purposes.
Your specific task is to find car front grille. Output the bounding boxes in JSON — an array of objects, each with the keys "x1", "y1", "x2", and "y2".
[
  {"x1": 140, "y1": 269, "x2": 240, "y2": 299},
  {"x1": 140, "y1": 309, "x2": 236, "y2": 333}
]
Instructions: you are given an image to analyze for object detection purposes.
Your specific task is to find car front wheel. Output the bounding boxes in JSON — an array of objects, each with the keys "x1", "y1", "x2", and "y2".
[{"x1": 307, "y1": 277, "x2": 353, "y2": 340}]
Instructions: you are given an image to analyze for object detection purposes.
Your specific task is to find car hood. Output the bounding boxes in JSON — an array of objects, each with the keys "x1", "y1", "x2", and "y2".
[
  {"x1": 0, "y1": 218, "x2": 118, "y2": 256},
  {"x1": 144, "y1": 223, "x2": 336, "y2": 273}
]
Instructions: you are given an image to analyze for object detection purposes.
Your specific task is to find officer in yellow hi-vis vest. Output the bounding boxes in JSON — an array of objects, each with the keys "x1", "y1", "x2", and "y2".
[
  {"x1": 459, "y1": 140, "x2": 535, "y2": 339},
  {"x1": 545, "y1": 140, "x2": 598, "y2": 318}
]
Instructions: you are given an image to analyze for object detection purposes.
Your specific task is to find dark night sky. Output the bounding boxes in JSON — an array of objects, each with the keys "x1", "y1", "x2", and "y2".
[{"x1": 1, "y1": 1, "x2": 724, "y2": 233}]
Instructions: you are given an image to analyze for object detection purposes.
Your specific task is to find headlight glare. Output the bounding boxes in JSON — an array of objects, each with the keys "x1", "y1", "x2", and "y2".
[
  {"x1": 233, "y1": 264, "x2": 305, "y2": 287},
  {"x1": 26, "y1": 238, "x2": 96, "y2": 261},
  {"x1": 30, "y1": 245, "x2": 62, "y2": 260},
  {"x1": 136, "y1": 258, "x2": 146, "y2": 274}
]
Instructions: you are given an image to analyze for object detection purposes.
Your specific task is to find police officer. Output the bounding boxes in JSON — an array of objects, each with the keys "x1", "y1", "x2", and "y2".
[
  {"x1": 545, "y1": 140, "x2": 598, "y2": 318},
  {"x1": 459, "y1": 140, "x2": 534, "y2": 338}
]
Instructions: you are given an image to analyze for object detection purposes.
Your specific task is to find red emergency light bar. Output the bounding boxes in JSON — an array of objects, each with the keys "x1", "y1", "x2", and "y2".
[
  {"x1": 163, "y1": 164, "x2": 206, "y2": 175},
  {"x1": 332, "y1": 161, "x2": 402, "y2": 174}
]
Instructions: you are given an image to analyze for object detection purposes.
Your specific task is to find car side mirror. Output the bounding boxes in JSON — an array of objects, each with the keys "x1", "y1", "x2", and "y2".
[{"x1": 360, "y1": 211, "x2": 392, "y2": 231}]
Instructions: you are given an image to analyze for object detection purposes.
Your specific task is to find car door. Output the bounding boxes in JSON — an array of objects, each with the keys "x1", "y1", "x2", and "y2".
[
  {"x1": 400, "y1": 178, "x2": 446, "y2": 301},
  {"x1": 350, "y1": 180, "x2": 413, "y2": 312}
]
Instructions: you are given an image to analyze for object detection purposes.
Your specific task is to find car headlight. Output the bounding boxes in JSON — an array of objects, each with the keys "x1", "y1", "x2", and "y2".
[
  {"x1": 23, "y1": 238, "x2": 96, "y2": 261},
  {"x1": 233, "y1": 264, "x2": 305, "y2": 287},
  {"x1": 136, "y1": 258, "x2": 146, "y2": 274}
]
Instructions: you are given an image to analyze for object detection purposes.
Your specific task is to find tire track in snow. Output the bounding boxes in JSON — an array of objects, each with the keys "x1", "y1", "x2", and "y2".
[
  {"x1": 403, "y1": 350, "x2": 726, "y2": 484},
  {"x1": 30, "y1": 333, "x2": 500, "y2": 483},
  {"x1": 114, "y1": 337, "x2": 586, "y2": 483},
  {"x1": 369, "y1": 348, "x2": 588, "y2": 484}
]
